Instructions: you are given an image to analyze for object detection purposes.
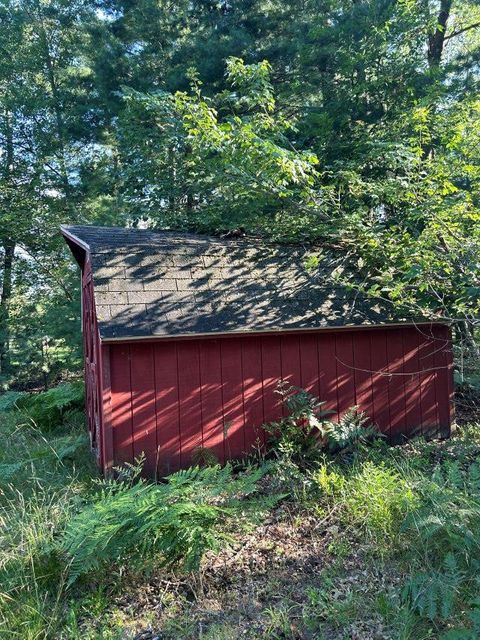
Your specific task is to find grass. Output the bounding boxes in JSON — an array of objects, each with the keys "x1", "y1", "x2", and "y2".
[
  {"x1": 2, "y1": 393, "x2": 480, "y2": 639},
  {"x1": 0, "y1": 408, "x2": 97, "y2": 639}
]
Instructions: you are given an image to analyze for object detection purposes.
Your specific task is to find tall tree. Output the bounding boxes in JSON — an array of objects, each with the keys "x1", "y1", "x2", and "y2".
[
  {"x1": 1, "y1": 0, "x2": 480, "y2": 385},
  {"x1": 0, "y1": 0, "x2": 109, "y2": 384}
]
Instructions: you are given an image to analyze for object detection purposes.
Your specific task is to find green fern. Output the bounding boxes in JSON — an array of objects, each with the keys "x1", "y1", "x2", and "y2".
[
  {"x1": 61, "y1": 462, "x2": 280, "y2": 584},
  {"x1": 444, "y1": 461, "x2": 464, "y2": 490},
  {"x1": 0, "y1": 391, "x2": 25, "y2": 411},
  {"x1": 401, "y1": 464, "x2": 480, "y2": 627},
  {"x1": 402, "y1": 553, "x2": 461, "y2": 620},
  {"x1": 0, "y1": 462, "x2": 23, "y2": 482},
  {"x1": 403, "y1": 477, "x2": 480, "y2": 566},
  {"x1": 263, "y1": 381, "x2": 332, "y2": 464},
  {"x1": 326, "y1": 407, "x2": 383, "y2": 453},
  {"x1": 468, "y1": 464, "x2": 480, "y2": 494},
  {"x1": 17, "y1": 382, "x2": 85, "y2": 430}
]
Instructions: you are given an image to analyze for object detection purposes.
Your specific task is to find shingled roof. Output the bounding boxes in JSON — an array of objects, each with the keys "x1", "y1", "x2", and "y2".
[{"x1": 61, "y1": 224, "x2": 408, "y2": 340}]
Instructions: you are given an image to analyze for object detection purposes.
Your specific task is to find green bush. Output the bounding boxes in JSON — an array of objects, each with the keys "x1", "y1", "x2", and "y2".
[
  {"x1": 402, "y1": 553, "x2": 463, "y2": 623},
  {"x1": 264, "y1": 383, "x2": 383, "y2": 465},
  {"x1": 0, "y1": 390, "x2": 25, "y2": 411},
  {"x1": 263, "y1": 381, "x2": 332, "y2": 464},
  {"x1": 17, "y1": 382, "x2": 85, "y2": 430},
  {"x1": 403, "y1": 466, "x2": 480, "y2": 567},
  {"x1": 345, "y1": 462, "x2": 419, "y2": 542},
  {"x1": 400, "y1": 461, "x2": 480, "y2": 629}
]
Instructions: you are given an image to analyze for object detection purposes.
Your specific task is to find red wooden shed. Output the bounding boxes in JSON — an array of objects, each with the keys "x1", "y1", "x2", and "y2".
[{"x1": 61, "y1": 225, "x2": 454, "y2": 477}]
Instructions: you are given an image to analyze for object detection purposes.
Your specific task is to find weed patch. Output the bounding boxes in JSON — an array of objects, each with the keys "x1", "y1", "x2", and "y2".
[{"x1": 313, "y1": 461, "x2": 419, "y2": 549}]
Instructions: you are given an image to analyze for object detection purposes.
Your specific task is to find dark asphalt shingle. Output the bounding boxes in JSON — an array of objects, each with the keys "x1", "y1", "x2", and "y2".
[{"x1": 62, "y1": 224, "x2": 410, "y2": 340}]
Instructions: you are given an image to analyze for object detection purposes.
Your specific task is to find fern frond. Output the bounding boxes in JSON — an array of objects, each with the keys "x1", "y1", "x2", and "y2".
[{"x1": 62, "y1": 461, "x2": 279, "y2": 585}]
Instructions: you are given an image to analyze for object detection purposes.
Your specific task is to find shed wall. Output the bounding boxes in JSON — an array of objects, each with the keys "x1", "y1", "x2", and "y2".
[
  {"x1": 103, "y1": 324, "x2": 453, "y2": 477},
  {"x1": 81, "y1": 257, "x2": 104, "y2": 468}
]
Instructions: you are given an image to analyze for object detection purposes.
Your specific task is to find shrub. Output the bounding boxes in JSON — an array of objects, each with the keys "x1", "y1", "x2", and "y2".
[
  {"x1": 62, "y1": 462, "x2": 280, "y2": 583},
  {"x1": 345, "y1": 462, "x2": 418, "y2": 542},
  {"x1": 313, "y1": 463, "x2": 345, "y2": 498},
  {"x1": 17, "y1": 382, "x2": 84, "y2": 430},
  {"x1": 0, "y1": 390, "x2": 25, "y2": 411},
  {"x1": 402, "y1": 553, "x2": 462, "y2": 623},
  {"x1": 263, "y1": 382, "x2": 332, "y2": 464},
  {"x1": 403, "y1": 470, "x2": 480, "y2": 570},
  {"x1": 399, "y1": 459, "x2": 480, "y2": 631},
  {"x1": 264, "y1": 382, "x2": 382, "y2": 464}
]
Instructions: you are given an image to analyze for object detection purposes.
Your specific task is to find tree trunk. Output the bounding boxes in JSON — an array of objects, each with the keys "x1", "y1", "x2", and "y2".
[
  {"x1": 0, "y1": 239, "x2": 15, "y2": 376},
  {"x1": 38, "y1": 17, "x2": 71, "y2": 200},
  {"x1": 421, "y1": 0, "x2": 453, "y2": 159},
  {"x1": 0, "y1": 108, "x2": 15, "y2": 377},
  {"x1": 428, "y1": 0, "x2": 453, "y2": 69}
]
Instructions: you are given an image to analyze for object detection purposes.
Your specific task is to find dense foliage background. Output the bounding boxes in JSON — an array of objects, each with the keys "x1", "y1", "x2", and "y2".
[{"x1": 0, "y1": 0, "x2": 479, "y2": 388}]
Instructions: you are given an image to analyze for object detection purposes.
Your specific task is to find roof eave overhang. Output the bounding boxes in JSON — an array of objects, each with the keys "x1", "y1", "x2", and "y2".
[
  {"x1": 60, "y1": 225, "x2": 90, "y2": 268},
  {"x1": 98, "y1": 320, "x2": 451, "y2": 344}
]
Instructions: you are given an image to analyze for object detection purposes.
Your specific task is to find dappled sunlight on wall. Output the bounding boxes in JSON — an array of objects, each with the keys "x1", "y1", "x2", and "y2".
[{"x1": 104, "y1": 325, "x2": 453, "y2": 477}]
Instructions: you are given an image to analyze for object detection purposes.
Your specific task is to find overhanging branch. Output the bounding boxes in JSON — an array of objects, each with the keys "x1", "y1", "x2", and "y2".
[{"x1": 444, "y1": 21, "x2": 480, "y2": 41}]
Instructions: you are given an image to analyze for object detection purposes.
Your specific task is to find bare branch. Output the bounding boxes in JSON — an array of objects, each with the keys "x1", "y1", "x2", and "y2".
[{"x1": 444, "y1": 21, "x2": 480, "y2": 41}]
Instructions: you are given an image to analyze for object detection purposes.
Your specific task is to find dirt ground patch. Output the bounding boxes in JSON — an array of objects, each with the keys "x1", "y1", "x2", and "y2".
[{"x1": 106, "y1": 504, "x2": 404, "y2": 640}]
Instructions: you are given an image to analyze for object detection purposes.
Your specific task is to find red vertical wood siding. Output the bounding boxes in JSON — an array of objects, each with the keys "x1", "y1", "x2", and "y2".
[
  {"x1": 280, "y1": 335, "x2": 302, "y2": 389},
  {"x1": 370, "y1": 330, "x2": 391, "y2": 438},
  {"x1": 317, "y1": 333, "x2": 339, "y2": 420},
  {"x1": 386, "y1": 332, "x2": 408, "y2": 443},
  {"x1": 434, "y1": 324, "x2": 453, "y2": 438},
  {"x1": 199, "y1": 340, "x2": 225, "y2": 464},
  {"x1": 103, "y1": 324, "x2": 454, "y2": 475},
  {"x1": 418, "y1": 328, "x2": 440, "y2": 436},
  {"x1": 153, "y1": 342, "x2": 181, "y2": 475},
  {"x1": 221, "y1": 338, "x2": 246, "y2": 459},
  {"x1": 130, "y1": 344, "x2": 157, "y2": 476},
  {"x1": 402, "y1": 329, "x2": 423, "y2": 438},
  {"x1": 242, "y1": 337, "x2": 265, "y2": 452},
  {"x1": 261, "y1": 336, "x2": 283, "y2": 423},
  {"x1": 300, "y1": 334, "x2": 320, "y2": 398},
  {"x1": 353, "y1": 331, "x2": 374, "y2": 419},
  {"x1": 176, "y1": 342, "x2": 203, "y2": 468},
  {"x1": 100, "y1": 343, "x2": 114, "y2": 474},
  {"x1": 109, "y1": 344, "x2": 134, "y2": 466},
  {"x1": 335, "y1": 332, "x2": 356, "y2": 417}
]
